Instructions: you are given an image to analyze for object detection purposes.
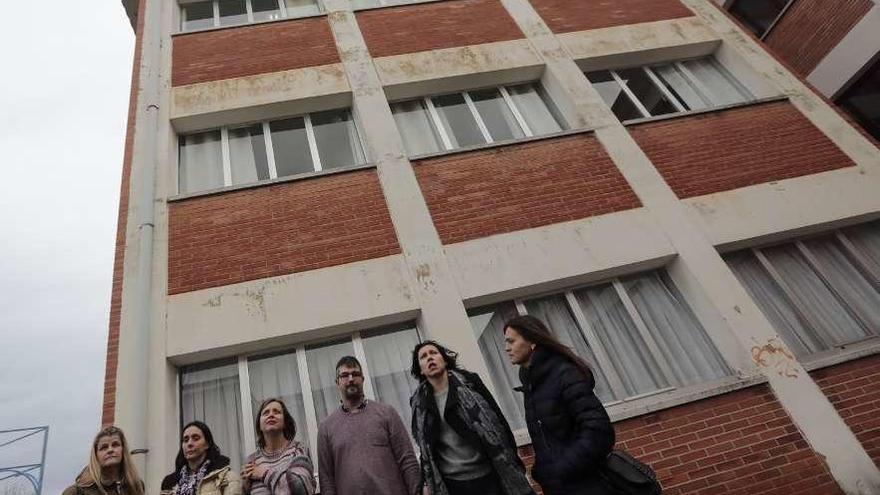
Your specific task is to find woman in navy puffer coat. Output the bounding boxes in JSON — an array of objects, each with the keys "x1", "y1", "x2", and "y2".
[{"x1": 504, "y1": 315, "x2": 615, "y2": 495}]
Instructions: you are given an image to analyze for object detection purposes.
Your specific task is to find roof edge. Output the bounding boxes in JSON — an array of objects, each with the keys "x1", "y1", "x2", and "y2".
[{"x1": 122, "y1": 0, "x2": 138, "y2": 31}]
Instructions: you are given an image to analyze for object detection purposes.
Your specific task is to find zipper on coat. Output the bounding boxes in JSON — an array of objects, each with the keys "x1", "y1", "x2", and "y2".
[{"x1": 536, "y1": 419, "x2": 550, "y2": 451}]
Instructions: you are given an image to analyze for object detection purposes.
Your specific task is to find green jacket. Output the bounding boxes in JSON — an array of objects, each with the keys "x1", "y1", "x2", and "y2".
[{"x1": 62, "y1": 468, "x2": 143, "y2": 495}]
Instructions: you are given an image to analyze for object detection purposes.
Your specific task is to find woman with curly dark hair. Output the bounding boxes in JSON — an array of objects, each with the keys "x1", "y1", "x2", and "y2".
[
  {"x1": 504, "y1": 315, "x2": 615, "y2": 495},
  {"x1": 409, "y1": 340, "x2": 534, "y2": 495},
  {"x1": 160, "y1": 421, "x2": 240, "y2": 495}
]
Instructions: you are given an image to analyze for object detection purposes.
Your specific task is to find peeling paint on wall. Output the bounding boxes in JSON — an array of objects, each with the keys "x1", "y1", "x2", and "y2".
[{"x1": 751, "y1": 338, "x2": 799, "y2": 378}]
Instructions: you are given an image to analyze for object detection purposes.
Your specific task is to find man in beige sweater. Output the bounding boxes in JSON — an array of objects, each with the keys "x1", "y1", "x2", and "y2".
[{"x1": 317, "y1": 356, "x2": 421, "y2": 495}]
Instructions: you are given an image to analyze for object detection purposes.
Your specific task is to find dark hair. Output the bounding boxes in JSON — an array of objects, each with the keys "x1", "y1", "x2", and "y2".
[
  {"x1": 335, "y1": 355, "x2": 362, "y2": 376},
  {"x1": 503, "y1": 315, "x2": 593, "y2": 380},
  {"x1": 409, "y1": 340, "x2": 460, "y2": 380},
  {"x1": 254, "y1": 397, "x2": 297, "y2": 449},
  {"x1": 174, "y1": 421, "x2": 221, "y2": 470}
]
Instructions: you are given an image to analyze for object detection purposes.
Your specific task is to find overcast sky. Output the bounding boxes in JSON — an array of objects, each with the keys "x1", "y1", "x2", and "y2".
[{"x1": 0, "y1": 2, "x2": 134, "y2": 493}]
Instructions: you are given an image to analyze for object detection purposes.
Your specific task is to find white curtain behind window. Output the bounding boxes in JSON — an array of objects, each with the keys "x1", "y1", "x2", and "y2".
[
  {"x1": 623, "y1": 272, "x2": 730, "y2": 386},
  {"x1": 506, "y1": 84, "x2": 563, "y2": 136},
  {"x1": 805, "y1": 237, "x2": 880, "y2": 331},
  {"x1": 181, "y1": 362, "x2": 245, "y2": 472},
  {"x1": 763, "y1": 244, "x2": 870, "y2": 346},
  {"x1": 305, "y1": 340, "x2": 355, "y2": 422},
  {"x1": 727, "y1": 251, "x2": 823, "y2": 356},
  {"x1": 392, "y1": 100, "x2": 443, "y2": 156},
  {"x1": 681, "y1": 59, "x2": 750, "y2": 106},
  {"x1": 286, "y1": 0, "x2": 321, "y2": 16},
  {"x1": 574, "y1": 284, "x2": 667, "y2": 397},
  {"x1": 228, "y1": 125, "x2": 270, "y2": 186},
  {"x1": 847, "y1": 221, "x2": 880, "y2": 276},
  {"x1": 179, "y1": 131, "x2": 224, "y2": 194},
  {"x1": 362, "y1": 327, "x2": 421, "y2": 433},
  {"x1": 248, "y1": 351, "x2": 312, "y2": 450},
  {"x1": 469, "y1": 303, "x2": 526, "y2": 431},
  {"x1": 524, "y1": 295, "x2": 615, "y2": 402},
  {"x1": 653, "y1": 64, "x2": 709, "y2": 111}
]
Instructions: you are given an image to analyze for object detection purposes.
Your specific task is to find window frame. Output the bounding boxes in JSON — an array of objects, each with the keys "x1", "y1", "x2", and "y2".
[
  {"x1": 586, "y1": 57, "x2": 753, "y2": 123},
  {"x1": 477, "y1": 270, "x2": 730, "y2": 408},
  {"x1": 181, "y1": 322, "x2": 422, "y2": 470},
  {"x1": 726, "y1": 225, "x2": 880, "y2": 359},
  {"x1": 177, "y1": 109, "x2": 367, "y2": 195},
  {"x1": 728, "y1": 0, "x2": 796, "y2": 39},
  {"x1": 392, "y1": 82, "x2": 565, "y2": 157},
  {"x1": 178, "y1": 0, "x2": 324, "y2": 32}
]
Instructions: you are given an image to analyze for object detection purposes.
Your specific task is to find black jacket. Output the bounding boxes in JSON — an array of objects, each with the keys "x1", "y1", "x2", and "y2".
[{"x1": 519, "y1": 347, "x2": 615, "y2": 495}]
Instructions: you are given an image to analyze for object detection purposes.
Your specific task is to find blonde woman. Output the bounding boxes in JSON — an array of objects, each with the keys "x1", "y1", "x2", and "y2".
[{"x1": 62, "y1": 426, "x2": 145, "y2": 495}]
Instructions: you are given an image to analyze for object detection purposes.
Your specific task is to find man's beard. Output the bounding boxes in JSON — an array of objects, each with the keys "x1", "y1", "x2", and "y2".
[{"x1": 344, "y1": 385, "x2": 363, "y2": 401}]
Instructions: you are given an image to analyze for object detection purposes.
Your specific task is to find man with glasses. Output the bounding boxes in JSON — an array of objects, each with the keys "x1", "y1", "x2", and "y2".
[{"x1": 317, "y1": 355, "x2": 420, "y2": 495}]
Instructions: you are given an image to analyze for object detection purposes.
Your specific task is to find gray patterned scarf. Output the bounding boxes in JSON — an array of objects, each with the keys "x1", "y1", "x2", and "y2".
[
  {"x1": 411, "y1": 370, "x2": 534, "y2": 495},
  {"x1": 176, "y1": 460, "x2": 209, "y2": 495}
]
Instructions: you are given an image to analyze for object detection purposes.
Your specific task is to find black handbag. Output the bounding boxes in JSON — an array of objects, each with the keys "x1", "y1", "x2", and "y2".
[{"x1": 598, "y1": 449, "x2": 662, "y2": 494}]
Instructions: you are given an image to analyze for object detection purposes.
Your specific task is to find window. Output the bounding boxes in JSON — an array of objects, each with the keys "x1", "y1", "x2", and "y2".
[
  {"x1": 586, "y1": 57, "x2": 752, "y2": 123},
  {"x1": 178, "y1": 108, "x2": 366, "y2": 194},
  {"x1": 468, "y1": 270, "x2": 731, "y2": 431},
  {"x1": 838, "y1": 58, "x2": 880, "y2": 141},
  {"x1": 728, "y1": 0, "x2": 790, "y2": 38},
  {"x1": 180, "y1": 0, "x2": 321, "y2": 31},
  {"x1": 725, "y1": 221, "x2": 880, "y2": 358},
  {"x1": 181, "y1": 324, "x2": 421, "y2": 467},
  {"x1": 390, "y1": 82, "x2": 566, "y2": 156}
]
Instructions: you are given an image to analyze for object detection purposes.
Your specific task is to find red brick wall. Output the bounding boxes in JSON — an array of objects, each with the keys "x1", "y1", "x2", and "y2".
[
  {"x1": 530, "y1": 0, "x2": 694, "y2": 34},
  {"x1": 615, "y1": 385, "x2": 842, "y2": 494},
  {"x1": 357, "y1": 0, "x2": 524, "y2": 59},
  {"x1": 103, "y1": 0, "x2": 147, "y2": 427},
  {"x1": 764, "y1": 0, "x2": 872, "y2": 77},
  {"x1": 168, "y1": 170, "x2": 400, "y2": 294},
  {"x1": 518, "y1": 385, "x2": 842, "y2": 494},
  {"x1": 172, "y1": 17, "x2": 339, "y2": 86},
  {"x1": 413, "y1": 134, "x2": 642, "y2": 245},
  {"x1": 812, "y1": 354, "x2": 880, "y2": 468},
  {"x1": 629, "y1": 101, "x2": 856, "y2": 199}
]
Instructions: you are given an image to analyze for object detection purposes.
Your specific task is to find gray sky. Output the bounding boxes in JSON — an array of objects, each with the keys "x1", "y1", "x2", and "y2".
[{"x1": 0, "y1": 2, "x2": 134, "y2": 493}]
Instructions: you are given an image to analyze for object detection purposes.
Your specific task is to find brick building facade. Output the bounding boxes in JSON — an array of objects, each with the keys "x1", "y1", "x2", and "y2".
[{"x1": 109, "y1": 0, "x2": 880, "y2": 492}]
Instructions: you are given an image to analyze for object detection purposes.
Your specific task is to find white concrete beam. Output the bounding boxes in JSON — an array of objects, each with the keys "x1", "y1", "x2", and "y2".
[
  {"x1": 320, "y1": 0, "x2": 497, "y2": 387},
  {"x1": 808, "y1": 5, "x2": 880, "y2": 98}
]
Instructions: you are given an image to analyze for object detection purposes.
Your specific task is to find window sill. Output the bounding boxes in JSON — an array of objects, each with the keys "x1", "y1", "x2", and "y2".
[
  {"x1": 168, "y1": 162, "x2": 378, "y2": 202},
  {"x1": 409, "y1": 128, "x2": 595, "y2": 164},
  {"x1": 173, "y1": 11, "x2": 329, "y2": 37},
  {"x1": 352, "y1": 0, "x2": 450, "y2": 14},
  {"x1": 801, "y1": 336, "x2": 880, "y2": 372},
  {"x1": 622, "y1": 95, "x2": 789, "y2": 128},
  {"x1": 513, "y1": 373, "x2": 766, "y2": 447}
]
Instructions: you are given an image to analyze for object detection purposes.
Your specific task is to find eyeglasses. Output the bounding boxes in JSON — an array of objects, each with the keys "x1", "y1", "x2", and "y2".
[{"x1": 337, "y1": 371, "x2": 363, "y2": 380}]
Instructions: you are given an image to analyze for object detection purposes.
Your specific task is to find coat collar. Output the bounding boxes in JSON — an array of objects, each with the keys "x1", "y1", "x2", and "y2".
[{"x1": 519, "y1": 346, "x2": 559, "y2": 389}]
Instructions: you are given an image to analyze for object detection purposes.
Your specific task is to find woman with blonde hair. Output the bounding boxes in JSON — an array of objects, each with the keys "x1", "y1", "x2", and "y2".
[{"x1": 62, "y1": 426, "x2": 145, "y2": 495}]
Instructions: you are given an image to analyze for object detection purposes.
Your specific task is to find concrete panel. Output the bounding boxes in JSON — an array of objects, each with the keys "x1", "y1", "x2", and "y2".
[
  {"x1": 808, "y1": 5, "x2": 880, "y2": 98},
  {"x1": 374, "y1": 39, "x2": 544, "y2": 101},
  {"x1": 446, "y1": 208, "x2": 676, "y2": 305},
  {"x1": 166, "y1": 255, "x2": 420, "y2": 363},
  {"x1": 686, "y1": 166, "x2": 880, "y2": 251},
  {"x1": 559, "y1": 17, "x2": 721, "y2": 71},
  {"x1": 170, "y1": 63, "x2": 350, "y2": 132}
]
